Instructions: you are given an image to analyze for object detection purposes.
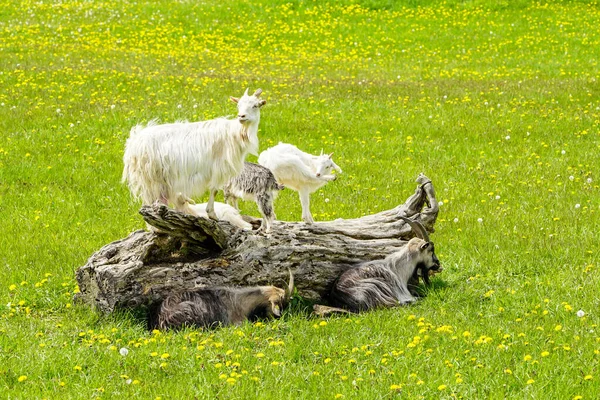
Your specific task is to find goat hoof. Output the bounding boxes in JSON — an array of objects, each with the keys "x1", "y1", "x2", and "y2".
[{"x1": 207, "y1": 212, "x2": 219, "y2": 221}]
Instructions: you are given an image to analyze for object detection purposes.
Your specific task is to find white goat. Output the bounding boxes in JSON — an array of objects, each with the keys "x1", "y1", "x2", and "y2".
[
  {"x1": 122, "y1": 88, "x2": 266, "y2": 220},
  {"x1": 174, "y1": 193, "x2": 252, "y2": 231},
  {"x1": 258, "y1": 143, "x2": 341, "y2": 223}
]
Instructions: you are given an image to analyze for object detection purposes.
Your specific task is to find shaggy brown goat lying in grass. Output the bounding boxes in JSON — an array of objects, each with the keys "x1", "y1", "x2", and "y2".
[{"x1": 148, "y1": 271, "x2": 293, "y2": 330}]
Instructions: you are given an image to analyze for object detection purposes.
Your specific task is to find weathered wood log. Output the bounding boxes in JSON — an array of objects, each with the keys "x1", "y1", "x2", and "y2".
[{"x1": 75, "y1": 174, "x2": 439, "y2": 313}]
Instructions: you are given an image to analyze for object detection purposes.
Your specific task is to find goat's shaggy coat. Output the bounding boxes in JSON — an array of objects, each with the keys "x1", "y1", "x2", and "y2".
[
  {"x1": 329, "y1": 235, "x2": 440, "y2": 312},
  {"x1": 223, "y1": 162, "x2": 284, "y2": 233},
  {"x1": 122, "y1": 89, "x2": 266, "y2": 220},
  {"x1": 258, "y1": 143, "x2": 341, "y2": 223},
  {"x1": 148, "y1": 273, "x2": 294, "y2": 330}
]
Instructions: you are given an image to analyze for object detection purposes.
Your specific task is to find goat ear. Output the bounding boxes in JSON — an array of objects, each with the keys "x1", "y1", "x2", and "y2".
[
  {"x1": 419, "y1": 242, "x2": 430, "y2": 251},
  {"x1": 230, "y1": 96, "x2": 239, "y2": 104},
  {"x1": 258, "y1": 99, "x2": 267, "y2": 107}
]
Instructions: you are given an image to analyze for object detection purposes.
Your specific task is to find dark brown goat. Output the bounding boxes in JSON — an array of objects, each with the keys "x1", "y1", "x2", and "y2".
[{"x1": 149, "y1": 271, "x2": 294, "y2": 330}]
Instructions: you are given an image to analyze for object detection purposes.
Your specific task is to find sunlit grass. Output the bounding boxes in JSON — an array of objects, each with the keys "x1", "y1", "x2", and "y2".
[{"x1": 0, "y1": 0, "x2": 599, "y2": 398}]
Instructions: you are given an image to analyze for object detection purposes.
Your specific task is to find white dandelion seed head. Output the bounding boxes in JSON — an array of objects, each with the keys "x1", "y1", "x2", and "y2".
[
  {"x1": 477, "y1": 218, "x2": 483, "y2": 223},
  {"x1": 587, "y1": 178, "x2": 593, "y2": 184},
  {"x1": 110, "y1": 104, "x2": 115, "y2": 109},
  {"x1": 505, "y1": 135, "x2": 510, "y2": 140},
  {"x1": 119, "y1": 347, "x2": 129, "y2": 357},
  {"x1": 453, "y1": 218, "x2": 459, "y2": 223},
  {"x1": 561, "y1": 150, "x2": 566, "y2": 155},
  {"x1": 177, "y1": 104, "x2": 182, "y2": 109},
  {"x1": 56, "y1": 108, "x2": 61, "y2": 113},
  {"x1": 575, "y1": 204, "x2": 580, "y2": 209},
  {"x1": 495, "y1": 195, "x2": 501, "y2": 200},
  {"x1": 569, "y1": 176, "x2": 574, "y2": 181},
  {"x1": 324, "y1": 198, "x2": 330, "y2": 203},
  {"x1": 577, "y1": 310, "x2": 585, "y2": 318},
  {"x1": 126, "y1": 379, "x2": 132, "y2": 385}
]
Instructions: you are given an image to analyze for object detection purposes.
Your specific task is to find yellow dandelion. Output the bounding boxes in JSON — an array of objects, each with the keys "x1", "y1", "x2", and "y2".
[
  {"x1": 554, "y1": 325, "x2": 563, "y2": 331},
  {"x1": 584, "y1": 375, "x2": 593, "y2": 381},
  {"x1": 541, "y1": 351, "x2": 550, "y2": 357},
  {"x1": 526, "y1": 379, "x2": 535, "y2": 384},
  {"x1": 390, "y1": 384, "x2": 402, "y2": 390},
  {"x1": 18, "y1": 375, "x2": 27, "y2": 382}
]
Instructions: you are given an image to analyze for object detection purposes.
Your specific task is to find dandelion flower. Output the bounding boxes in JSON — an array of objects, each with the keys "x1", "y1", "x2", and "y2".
[
  {"x1": 18, "y1": 375, "x2": 27, "y2": 382},
  {"x1": 119, "y1": 347, "x2": 129, "y2": 357},
  {"x1": 438, "y1": 384, "x2": 447, "y2": 390},
  {"x1": 577, "y1": 310, "x2": 585, "y2": 317}
]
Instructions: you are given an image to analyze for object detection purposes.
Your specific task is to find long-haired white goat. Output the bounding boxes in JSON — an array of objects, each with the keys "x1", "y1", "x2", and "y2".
[
  {"x1": 258, "y1": 143, "x2": 341, "y2": 223},
  {"x1": 122, "y1": 88, "x2": 266, "y2": 220}
]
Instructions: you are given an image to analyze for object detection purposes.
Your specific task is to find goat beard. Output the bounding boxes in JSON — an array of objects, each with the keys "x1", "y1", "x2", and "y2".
[{"x1": 240, "y1": 125, "x2": 249, "y2": 143}]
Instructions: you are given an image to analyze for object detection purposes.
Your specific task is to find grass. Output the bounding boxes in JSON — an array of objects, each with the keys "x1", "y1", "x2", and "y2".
[{"x1": 0, "y1": 0, "x2": 599, "y2": 398}]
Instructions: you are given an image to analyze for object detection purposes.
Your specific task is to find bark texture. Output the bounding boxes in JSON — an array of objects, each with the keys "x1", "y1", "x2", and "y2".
[{"x1": 75, "y1": 174, "x2": 439, "y2": 313}]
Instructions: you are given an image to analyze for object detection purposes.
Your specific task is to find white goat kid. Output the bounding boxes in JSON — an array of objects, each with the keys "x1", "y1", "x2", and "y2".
[
  {"x1": 122, "y1": 88, "x2": 266, "y2": 221},
  {"x1": 174, "y1": 193, "x2": 252, "y2": 231},
  {"x1": 258, "y1": 143, "x2": 341, "y2": 223}
]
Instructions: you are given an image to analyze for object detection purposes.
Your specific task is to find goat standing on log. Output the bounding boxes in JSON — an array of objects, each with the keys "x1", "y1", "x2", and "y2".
[
  {"x1": 258, "y1": 143, "x2": 341, "y2": 224},
  {"x1": 223, "y1": 162, "x2": 284, "y2": 233},
  {"x1": 149, "y1": 271, "x2": 294, "y2": 330},
  {"x1": 122, "y1": 89, "x2": 266, "y2": 221},
  {"x1": 328, "y1": 217, "x2": 441, "y2": 312}
]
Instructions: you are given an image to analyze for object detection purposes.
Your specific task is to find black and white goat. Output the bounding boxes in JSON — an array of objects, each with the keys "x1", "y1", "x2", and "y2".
[
  {"x1": 223, "y1": 162, "x2": 284, "y2": 233},
  {"x1": 148, "y1": 271, "x2": 294, "y2": 330},
  {"x1": 328, "y1": 217, "x2": 441, "y2": 312}
]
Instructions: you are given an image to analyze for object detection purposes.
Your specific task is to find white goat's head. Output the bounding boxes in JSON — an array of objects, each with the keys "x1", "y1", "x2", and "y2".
[
  {"x1": 230, "y1": 88, "x2": 266, "y2": 125},
  {"x1": 315, "y1": 151, "x2": 342, "y2": 177}
]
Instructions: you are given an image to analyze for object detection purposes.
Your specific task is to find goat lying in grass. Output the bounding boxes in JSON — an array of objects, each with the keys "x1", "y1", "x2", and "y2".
[
  {"x1": 122, "y1": 88, "x2": 266, "y2": 221},
  {"x1": 174, "y1": 193, "x2": 252, "y2": 230},
  {"x1": 328, "y1": 217, "x2": 441, "y2": 312},
  {"x1": 258, "y1": 143, "x2": 341, "y2": 223},
  {"x1": 223, "y1": 162, "x2": 284, "y2": 233},
  {"x1": 148, "y1": 271, "x2": 294, "y2": 330}
]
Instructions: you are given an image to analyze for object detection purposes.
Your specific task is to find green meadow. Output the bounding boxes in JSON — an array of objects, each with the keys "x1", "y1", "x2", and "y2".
[{"x1": 1, "y1": 0, "x2": 599, "y2": 398}]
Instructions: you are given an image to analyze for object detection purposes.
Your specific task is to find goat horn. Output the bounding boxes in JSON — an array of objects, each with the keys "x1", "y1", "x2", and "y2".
[
  {"x1": 243, "y1": 88, "x2": 249, "y2": 96},
  {"x1": 285, "y1": 268, "x2": 294, "y2": 301},
  {"x1": 253, "y1": 88, "x2": 263, "y2": 97},
  {"x1": 399, "y1": 216, "x2": 430, "y2": 242}
]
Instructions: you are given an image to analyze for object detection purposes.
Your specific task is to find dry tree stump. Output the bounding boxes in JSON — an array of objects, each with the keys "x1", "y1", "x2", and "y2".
[{"x1": 75, "y1": 174, "x2": 439, "y2": 313}]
